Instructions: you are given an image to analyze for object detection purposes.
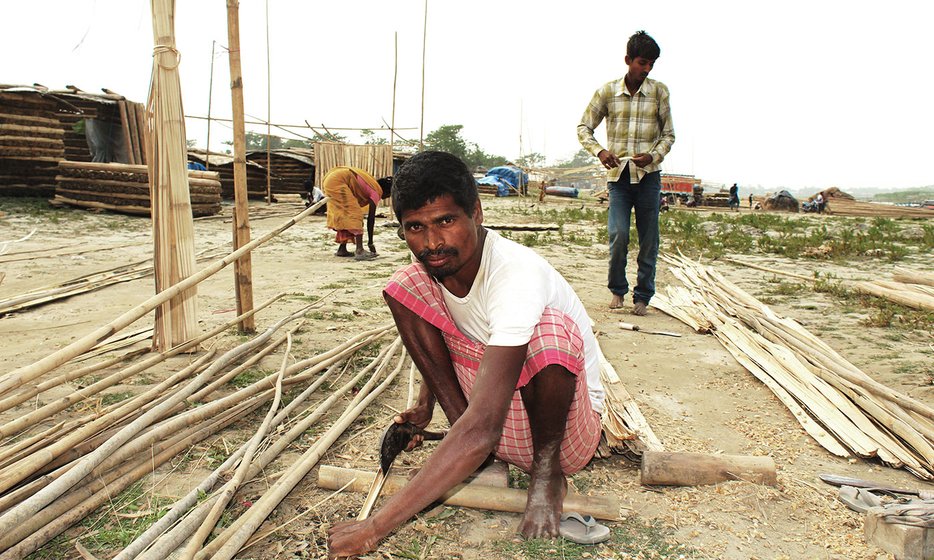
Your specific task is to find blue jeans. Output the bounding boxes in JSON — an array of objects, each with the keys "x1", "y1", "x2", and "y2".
[{"x1": 607, "y1": 167, "x2": 661, "y2": 304}]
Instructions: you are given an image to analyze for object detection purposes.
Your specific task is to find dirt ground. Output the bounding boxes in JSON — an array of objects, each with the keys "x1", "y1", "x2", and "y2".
[{"x1": 0, "y1": 195, "x2": 931, "y2": 560}]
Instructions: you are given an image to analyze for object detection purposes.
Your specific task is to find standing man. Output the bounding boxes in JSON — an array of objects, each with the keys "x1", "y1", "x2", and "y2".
[
  {"x1": 328, "y1": 151, "x2": 606, "y2": 557},
  {"x1": 578, "y1": 30, "x2": 675, "y2": 315}
]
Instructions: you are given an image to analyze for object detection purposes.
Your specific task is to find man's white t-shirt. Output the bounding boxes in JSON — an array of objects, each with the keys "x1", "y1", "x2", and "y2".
[{"x1": 439, "y1": 229, "x2": 605, "y2": 414}]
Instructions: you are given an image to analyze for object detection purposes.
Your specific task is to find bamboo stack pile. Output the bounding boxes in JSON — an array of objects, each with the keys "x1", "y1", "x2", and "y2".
[
  {"x1": 0, "y1": 291, "x2": 401, "y2": 558},
  {"x1": 700, "y1": 191, "x2": 731, "y2": 208},
  {"x1": 652, "y1": 254, "x2": 934, "y2": 480},
  {"x1": 54, "y1": 161, "x2": 221, "y2": 217},
  {"x1": 314, "y1": 142, "x2": 393, "y2": 186},
  {"x1": 825, "y1": 198, "x2": 933, "y2": 219},
  {"x1": 197, "y1": 156, "x2": 273, "y2": 200},
  {"x1": 0, "y1": 90, "x2": 64, "y2": 197},
  {"x1": 246, "y1": 148, "x2": 314, "y2": 195},
  {"x1": 853, "y1": 267, "x2": 934, "y2": 312}
]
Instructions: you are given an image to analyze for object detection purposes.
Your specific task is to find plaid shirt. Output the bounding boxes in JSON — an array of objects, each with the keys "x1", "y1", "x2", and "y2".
[{"x1": 577, "y1": 76, "x2": 675, "y2": 183}]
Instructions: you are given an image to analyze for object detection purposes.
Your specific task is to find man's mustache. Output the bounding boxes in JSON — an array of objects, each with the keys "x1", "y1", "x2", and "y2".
[{"x1": 417, "y1": 248, "x2": 458, "y2": 261}]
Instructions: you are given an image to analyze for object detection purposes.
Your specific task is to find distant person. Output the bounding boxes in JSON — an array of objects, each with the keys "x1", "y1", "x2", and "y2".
[
  {"x1": 748, "y1": 193, "x2": 754, "y2": 208},
  {"x1": 321, "y1": 167, "x2": 392, "y2": 260},
  {"x1": 729, "y1": 183, "x2": 740, "y2": 211},
  {"x1": 577, "y1": 30, "x2": 675, "y2": 316},
  {"x1": 815, "y1": 192, "x2": 825, "y2": 214}
]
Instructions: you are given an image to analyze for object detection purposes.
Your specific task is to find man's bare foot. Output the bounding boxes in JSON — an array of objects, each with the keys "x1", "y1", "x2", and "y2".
[
  {"x1": 609, "y1": 294, "x2": 624, "y2": 309},
  {"x1": 632, "y1": 300, "x2": 648, "y2": 316},
  {"x1": 518, "y1": 471, "x2": 567, "y2": 539}
]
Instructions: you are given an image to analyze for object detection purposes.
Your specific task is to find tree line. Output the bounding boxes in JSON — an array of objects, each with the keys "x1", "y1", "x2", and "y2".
[{"x1": 205, "y1": 124, "x2": 597, "y2": 171}]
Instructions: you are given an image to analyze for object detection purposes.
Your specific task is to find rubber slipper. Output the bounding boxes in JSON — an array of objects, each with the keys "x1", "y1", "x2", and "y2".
[
  {"x1": 838, "y1": 485, "x2": 884, "y2": 513},
  {"x1": 354, "y1": 253, "x2": 378, "y2": 261},
  {"x1": 559, "y1": 512, "x2": 610, "y2": 545}
]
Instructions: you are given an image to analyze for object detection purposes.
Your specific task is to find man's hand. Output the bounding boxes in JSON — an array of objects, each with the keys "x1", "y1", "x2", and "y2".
[
  {"x1": 328, "y1": 518, "x2": 384, "y2": 558},
  {"x1": 394, "y1": 402, "x2": 433, "y2": 452},
  {"x1": 632, "y1": 153, "x2": 653, "y2": 168},
  {"x1": 597, "y1": 149, "x2": 621, "y2": 170}
]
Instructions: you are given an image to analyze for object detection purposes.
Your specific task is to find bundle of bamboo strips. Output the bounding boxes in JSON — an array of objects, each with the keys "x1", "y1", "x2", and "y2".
[
  {"x1": 597, "y1": 341, "x2": 664, "y2": 456},
  {"x1": 0, "y1": 301, "x2": 397, "y2": 558},
  {"x1": 654, "y1": 254, "x2": 934, "y2": 480},
  {"x1": 147, "y1": 0, "x2": 199, "y2": 351},
  {"x1": 314, "y1": 141, "x2": 392, "y2": 186}
]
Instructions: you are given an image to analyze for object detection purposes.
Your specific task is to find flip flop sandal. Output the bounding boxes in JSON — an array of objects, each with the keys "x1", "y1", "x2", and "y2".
[
  {"x1": 354, "y1": 253, "x2": 378, "y2": 261},
  {"x1": 559, "y1": 512, "x2": 611, "y2": 545},
  {"x1": 837, "y1": 485, "x2": 884, "y2": 513}
]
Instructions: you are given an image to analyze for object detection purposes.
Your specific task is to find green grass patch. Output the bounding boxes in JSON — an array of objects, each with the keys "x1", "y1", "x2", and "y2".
[
  {"x1": 100, "y1": 391, "x2": 135, "y2": 406},
  {"x1": 230, "y1": 368, "x2": 271, "y2": 388}
]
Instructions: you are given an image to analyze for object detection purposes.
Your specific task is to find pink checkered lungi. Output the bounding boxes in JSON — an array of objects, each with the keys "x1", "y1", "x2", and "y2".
[{"x1": 384, "y1": 263, "x2": 601, "y2": 474}]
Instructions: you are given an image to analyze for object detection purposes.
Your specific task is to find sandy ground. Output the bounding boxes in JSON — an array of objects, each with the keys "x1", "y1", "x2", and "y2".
[{"x1": 0, "y1": 195, "x2": 931, "y2": 560}]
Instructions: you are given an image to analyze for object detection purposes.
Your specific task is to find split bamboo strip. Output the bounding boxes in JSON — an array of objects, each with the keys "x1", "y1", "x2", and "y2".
[
  {"x1": 180, "y1": 334, "x2": 290, "y2": 560},
  {"x1": 148, "y1": 0, "x2": 199, "y2": 350},
  {"x1": 0, "y1": 293, "x2": 282, "y2": 416},
  {"x1": 596, "y1": 341, "x2": 662, "y2": 454},
  {"x1": 0, "y1": 198, "x2": 326, "y2": 397},
  {"x1": 128, "y1": 336, "x2": 399, "y2": 560},
  {"x1": 894, "y1": 266, "x2": 934, "y2": 287},
  {"x1": 853, "y1": 280, "x2": 934, "y2": 313},
  {"x1": 199, "y1": 341, "x2": 406, "y2": 560},
  {"x1": 0, "y1": 306, "x2": 310, "y2": 533}
]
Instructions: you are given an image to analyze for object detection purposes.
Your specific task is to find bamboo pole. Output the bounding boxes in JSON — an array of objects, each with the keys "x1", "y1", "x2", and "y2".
[
  {"x1": 130, "y1": 337, "x2": 399, "y2": 560},
  {"x1": 180, "y1": 334, "x2": 289, "y2": 560},
  {"x1": 0, "y1": 306, "x2": 310, "y2": 533},
  {"x1": 318, "y1": 465, "x2": 621, "y2": 521},
  {"x1": 0, "y1": 201, "x2": 325, "y2": 397},
  {"x1": 226, "y1": 0, "x2": 256, "y2": 333},
  {"x1": 200, "y1": 343, "x2": 406, "y2": 560}
]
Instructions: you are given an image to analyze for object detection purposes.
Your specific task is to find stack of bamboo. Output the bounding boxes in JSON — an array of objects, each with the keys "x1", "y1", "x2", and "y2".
[
  {"x1": 0, "y1": 91, "x2": 64, "y2": 197},
  {"x1": 314, "y1": 142, "x2": 393, "y2": 186},
  {"x1": 246, "y1": 148, "x2": 314, "y2": 195},
  {"x1": 54, "y1": 161, "x2": 221, "y2": 217},
  {"x1": 825, "y1": 198, "x2": 933, "y2": 218},
  {"x1": 0, "y1": 290, "x2": 402, "y2": 558},
  {"x1": 652, "y1": 254, "x2": 934, "y2": 480},
  {"x1": 209, "y1": 157, "x2": 275, "y2": 200},
  {"x1": 854, "y1": 266, "x2": 934, "y2": 312}
]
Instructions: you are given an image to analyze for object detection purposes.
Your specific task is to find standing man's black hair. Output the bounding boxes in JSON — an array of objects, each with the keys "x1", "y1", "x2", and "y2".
[
  {"x1": 391, "y1": 151, "x2": 478, "y2": 217},
  {"x1": 627, "y1": 30, "x2": 660, "y2": 60}
]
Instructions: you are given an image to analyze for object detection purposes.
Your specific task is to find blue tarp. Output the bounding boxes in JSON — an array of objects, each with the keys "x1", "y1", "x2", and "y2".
[
  {"x1": 477, "y1": 175, "x2": 512, "y2": 197},
  {"x1": 486, "y1": 166, "x2": 528, "y2": 189}
]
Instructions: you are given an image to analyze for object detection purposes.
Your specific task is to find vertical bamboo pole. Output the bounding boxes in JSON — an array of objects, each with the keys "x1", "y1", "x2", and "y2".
[
  {"x1": 226, "y1": 0, "x2": 256, "y2": 333},
  {"x1": 265, "y1": 0, "x2": 272, "y2": 205},
  {"x1": 419, "y1": 0, "x2": 427, "y2": 150},
  {"x1": 148, "y1": 0, "x2": 200, "y2": 350},
  {"x1": 205, "y1": 40, "x2": 216, "y2": 171}
]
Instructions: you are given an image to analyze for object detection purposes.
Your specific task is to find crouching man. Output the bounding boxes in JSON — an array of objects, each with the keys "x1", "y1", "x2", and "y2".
[{"x1": 328, "y1": 151, "x2": 605, "y2": 557}]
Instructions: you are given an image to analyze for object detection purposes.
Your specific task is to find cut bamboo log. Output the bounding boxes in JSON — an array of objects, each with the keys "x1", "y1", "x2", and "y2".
[
  {"x1": 640, "y1": 450, "x2": 777, "y2": 487},
  {"x1": 318, "y1": 465, "x2": 621, "y2": 520}
]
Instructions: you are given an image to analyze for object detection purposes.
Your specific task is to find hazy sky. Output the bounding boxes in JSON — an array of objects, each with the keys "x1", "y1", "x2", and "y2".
[{"x1": 4, "y1": 0, "x2": 933, "y2": 191}]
